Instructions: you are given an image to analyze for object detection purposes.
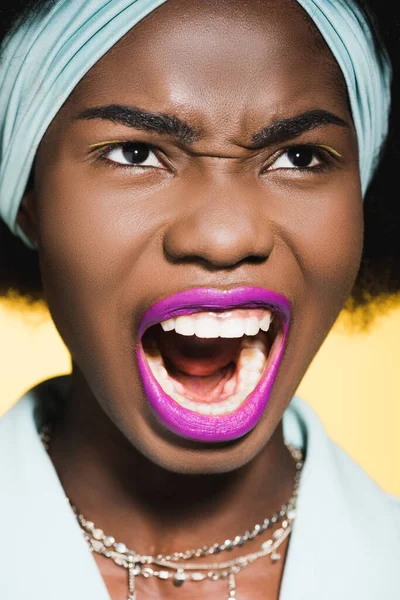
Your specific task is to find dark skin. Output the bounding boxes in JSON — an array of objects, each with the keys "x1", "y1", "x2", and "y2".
[{"x1": 17, "y1": 0, "x2": 362, "y2": 597}]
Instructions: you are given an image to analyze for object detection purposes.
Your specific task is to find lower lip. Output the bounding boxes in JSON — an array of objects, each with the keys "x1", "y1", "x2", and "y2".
[{"x1": 136, "y1": 288, "x2": 290, "y2": 443}]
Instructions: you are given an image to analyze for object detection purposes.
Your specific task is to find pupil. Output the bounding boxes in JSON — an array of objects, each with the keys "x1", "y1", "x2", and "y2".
[
  {"x1": 123, "y1": 143, "x2": 150, "y2": 164},
  {"x1": 287, "y1": 146, "x2": 313, "y2": 168}
]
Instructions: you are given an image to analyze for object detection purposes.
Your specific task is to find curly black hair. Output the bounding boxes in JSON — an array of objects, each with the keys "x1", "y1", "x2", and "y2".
[{"x1": 0, "y1": 0, "x2": 399, "y2": 323}]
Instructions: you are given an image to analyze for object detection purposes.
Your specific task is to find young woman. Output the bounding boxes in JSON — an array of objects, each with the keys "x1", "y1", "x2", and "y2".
[{"x1": 0, "y1": 1, "x2": 399, "y2": 599}]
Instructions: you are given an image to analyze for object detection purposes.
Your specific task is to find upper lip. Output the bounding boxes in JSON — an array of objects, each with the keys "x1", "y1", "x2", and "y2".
[{"x1": 138, "y1": 286, "x2": 291, "y2": 338}]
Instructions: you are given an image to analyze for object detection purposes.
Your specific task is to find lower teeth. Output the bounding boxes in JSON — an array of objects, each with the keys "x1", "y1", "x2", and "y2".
[{"x1": 145, "y1": 336, "x2": 267, "y2": 416}]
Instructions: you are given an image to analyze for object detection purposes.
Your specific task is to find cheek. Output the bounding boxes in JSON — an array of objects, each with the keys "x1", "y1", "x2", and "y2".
[
  {"x1": 279, "y1": 176, "x2": 364, "y2": 305},
  {"x1": 279, "y1": 176, "x2": 363, "y2": 378},
  {"x1": 263, "y1": 177, "x2": 364, "y2": 416},
  {"x1": 32, "y1": 159, "x2": 150, "y2": 372},
  {"x1": 303, "y1": 186, "x2": 363, "y2": 301},
  {"x1": 34, "y1": 156, "x2": 168, "y2": 309},
  {"x1": 33, "y1": 162, "x2": 162, "y2": 434}
]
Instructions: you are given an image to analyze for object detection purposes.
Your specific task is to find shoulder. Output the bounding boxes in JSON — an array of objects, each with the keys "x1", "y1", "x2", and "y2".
[
  {"x1": 318, "y1": 440, "x2": 400, "y2": 593},
  {"x1": 329, "y1": 434, "x2": 400, "y2": 527},
  {"x1": 0, "y1": 376, "x2": 69, "y2": 500},
  {"x1": 282, "y1": 396, "x2": 400, "y2": 598},
  {"x1": 286, "y1": 395, "x2": 400, "y2": 518},
  {"x1": 0, "y1": 379, "x2": 110, "y2": 600}
]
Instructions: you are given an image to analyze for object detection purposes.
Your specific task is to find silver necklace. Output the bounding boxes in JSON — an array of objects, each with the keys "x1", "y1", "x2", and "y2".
[{"x1": 40, "y1": 424, "x2": 303, "y2": 600}]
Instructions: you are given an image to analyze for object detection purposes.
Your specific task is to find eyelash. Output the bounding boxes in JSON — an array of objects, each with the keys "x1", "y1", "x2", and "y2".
[
  {"x1": 93, "y1": 142, "x2": 166, "y2": 171},
  {"x1": 92, "y1": 141, "x2": 338, "y2": 174},
  {"x1": 264, "y1": 144, "x2": 338, "y2": 174}
]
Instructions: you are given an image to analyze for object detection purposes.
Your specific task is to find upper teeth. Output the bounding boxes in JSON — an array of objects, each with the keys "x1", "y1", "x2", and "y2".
[{"x1": 160, "y1": 309, "x2": 272, "y2": 339}]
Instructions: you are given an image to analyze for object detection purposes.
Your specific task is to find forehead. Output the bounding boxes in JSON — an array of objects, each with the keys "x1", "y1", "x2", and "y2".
[{"x1": 66, "y1": 0, "x2": 349, "y2": 134}]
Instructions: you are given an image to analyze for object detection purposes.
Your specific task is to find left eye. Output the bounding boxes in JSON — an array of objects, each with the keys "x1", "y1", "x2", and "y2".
[
  {"x1": 269, "y1": 146, "x2": 322, "y2": 170},
  {"x1": 105, "y1": 142, "x2": 164, "y2": 168}
]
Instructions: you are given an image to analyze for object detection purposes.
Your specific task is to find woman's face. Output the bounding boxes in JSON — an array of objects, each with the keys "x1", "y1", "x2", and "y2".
[{"x1": 22, "y1": 0, "x2": 362, "y2": 473}]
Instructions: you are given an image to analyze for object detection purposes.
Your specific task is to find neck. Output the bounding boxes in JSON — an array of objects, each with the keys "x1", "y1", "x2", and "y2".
[{"x1": 48, "y1": 371, "x2": 297, "y2": 556}]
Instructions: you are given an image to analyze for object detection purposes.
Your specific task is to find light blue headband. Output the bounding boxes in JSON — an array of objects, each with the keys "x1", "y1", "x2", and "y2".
[{"x1": 0, "y1": 0, "x2": 391, "y2": 248}]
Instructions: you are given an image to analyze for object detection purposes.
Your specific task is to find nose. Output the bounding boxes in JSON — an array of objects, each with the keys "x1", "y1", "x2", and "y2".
[{"x1": 163, "y1": 179, "x2": 274, "y2": 268}]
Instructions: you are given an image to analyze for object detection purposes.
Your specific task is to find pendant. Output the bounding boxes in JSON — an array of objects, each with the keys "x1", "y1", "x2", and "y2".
[
  {"x1": 128, "y1": 566, "x2": 137, "y2": 600},
  {"x1": 173, "y1": 568, "x2": 187, "y2": 587},
  {"x1": 227, "y1": 572, "x2": 236, "y2": 599}
]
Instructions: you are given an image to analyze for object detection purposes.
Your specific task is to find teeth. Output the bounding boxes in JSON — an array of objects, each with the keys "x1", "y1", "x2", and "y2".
[
  {"x1": 241, "y1": 337, "x2": 266, "y2": 351},
  {"x1": 222, "y1": 377, "x2": 236, "y2": 396},
  {"x1": 168, "y1": 393, "x2": 247, "y2": 416},
  {"x1": 161, "y1": 318, "x2": 175, "y2": 332},
  {"x1": 152, "y1": 365, "x2": 169, "y2": 379},
  {"x1": 160, "y1": 309, "x2": 273, "y2": 340},
  {"x1": 194, "y1": 317, "x2": 219, "y2": 339},
  {"x1": 219, "y1": 319, "x2": 245, "y2": 338},
  {"x1": 244, "y1": 317, "x2": 260, "y2": 336},
  {"x1": 237, "y1": 347, "x2": 265, "y2": 394},
  {"x1": 161, "y1": 379, "x2": 174, "y2": 395},
  {"x1": 237, "y1": 379, "x2": 257, "y2": 393},
  {"x1": 260, "y1": 314, "x2": 272, "y2": 332},
  {"x1": 238, "y1": 348, "x2": 266, "y2": 369},
  {"x1": 174, "y1": 316, "x2": 195, "y2": 336},
  {"x1": 145, "y1": 352, "x2": 163, "y2": 365}
]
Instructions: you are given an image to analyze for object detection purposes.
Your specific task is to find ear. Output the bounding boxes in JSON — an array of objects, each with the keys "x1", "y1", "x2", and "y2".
[{"x1": 16, "y1": 186, "x2": 39, "y2": 247}]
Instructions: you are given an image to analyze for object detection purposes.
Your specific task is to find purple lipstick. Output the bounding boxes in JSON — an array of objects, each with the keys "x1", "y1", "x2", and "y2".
[{"x1": 136, "y1": 287, "x2": 291, "y2": 443}]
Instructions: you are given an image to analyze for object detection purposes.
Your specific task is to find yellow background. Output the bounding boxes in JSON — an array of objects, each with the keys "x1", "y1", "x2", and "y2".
[{"x1": 1, "y1": 300, "x2": 399, "y2": 496}]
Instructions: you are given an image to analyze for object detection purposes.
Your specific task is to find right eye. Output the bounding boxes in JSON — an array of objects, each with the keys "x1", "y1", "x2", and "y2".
[{"x1": 102, "y1": 142, "x2": 165, "y2": 169}]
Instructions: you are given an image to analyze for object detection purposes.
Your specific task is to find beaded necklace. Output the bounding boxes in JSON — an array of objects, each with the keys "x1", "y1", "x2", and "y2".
[{"x1": 40, "y1": 424, "x2": 303, "y2": 600}]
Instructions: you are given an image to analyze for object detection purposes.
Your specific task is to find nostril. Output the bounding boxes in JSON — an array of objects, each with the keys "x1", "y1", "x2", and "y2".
[
  {"x1": 163, "y1": 221, "x2": 273, "y2": 268},
  {"x1": 246, "y1": 255, "x2": 267, "y2": 265},
  {"x1": 164, "y1": 247, "x2": 270, "y2": 270}
]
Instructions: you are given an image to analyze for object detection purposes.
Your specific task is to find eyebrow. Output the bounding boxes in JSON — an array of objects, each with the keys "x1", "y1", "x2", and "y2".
[
  {"x1": 76, "y1": 104, "x2": 198, "y2": 144},
  {"x1": 76, "y1": 105, "x2": 348, "y2": 149},
  {"x1": 250, "y1": 109, "x2": 349, "y2": 149}
]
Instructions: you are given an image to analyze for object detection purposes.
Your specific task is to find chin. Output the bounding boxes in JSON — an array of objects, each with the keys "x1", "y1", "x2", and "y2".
[{"x1": 123, "y1": 407, "x2": 282, "y2": 476}]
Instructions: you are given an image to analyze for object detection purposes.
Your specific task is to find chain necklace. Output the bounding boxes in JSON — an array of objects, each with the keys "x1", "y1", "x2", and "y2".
[{"x1": 40, "y1": 424, "x2": 304, "y2": 600}]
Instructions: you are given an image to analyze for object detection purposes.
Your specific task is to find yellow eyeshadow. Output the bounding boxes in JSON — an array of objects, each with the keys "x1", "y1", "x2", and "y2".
[
  {"x1": 88, "y1": 141, "x2": 342, "y2": 161},
  {"x1": 318, "y1": 145, "x2": 342, "y2": 158},
  {"x1": 89, "y1": 140, "x2": 122, "y2": 149}
]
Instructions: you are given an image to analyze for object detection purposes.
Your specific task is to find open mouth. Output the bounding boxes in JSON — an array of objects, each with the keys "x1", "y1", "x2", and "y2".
[
  {"x1": 142, "y1": 309, "x2": 278, "y2": 416},
  {"x1": 136, "y1": 287, "x2": 290, "y2": 443}
]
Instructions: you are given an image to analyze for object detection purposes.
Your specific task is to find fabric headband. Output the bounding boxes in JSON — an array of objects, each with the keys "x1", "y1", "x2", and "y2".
[{"x1": 0, "y1": 0, "x2": 392, "y2": 248}]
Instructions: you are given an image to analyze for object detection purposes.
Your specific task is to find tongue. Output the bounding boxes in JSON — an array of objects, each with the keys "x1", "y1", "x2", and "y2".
[
  {"x1": 167, "y1": 362, "x2": 236, "y2": 400},
  {"x1": 156, "y1": 329, "x2": 242, "y2": 377}
]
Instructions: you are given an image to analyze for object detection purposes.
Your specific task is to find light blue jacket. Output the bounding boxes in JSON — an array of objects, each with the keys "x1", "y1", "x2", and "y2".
[{"x1": 1, "y1": 376, "x2": 399, "y2": 599}]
